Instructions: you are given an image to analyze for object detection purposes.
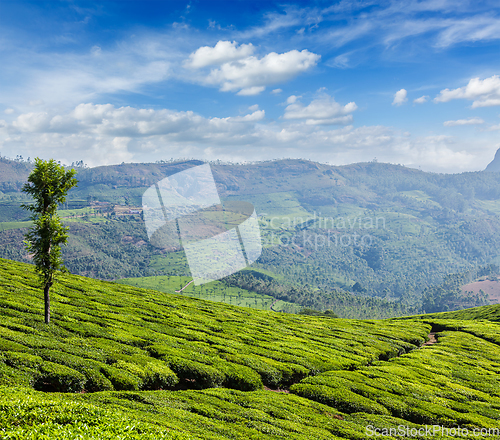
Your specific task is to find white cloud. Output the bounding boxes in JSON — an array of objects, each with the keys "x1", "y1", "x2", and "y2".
[
  {"x1": 0, "y1": 102, "x2": 495, "y2": 172},
  {"x1": 413, "y1": 95, "x2": 428, "y2": 104},
  {"x1": 434, "y1": 75, "x2": 500, "y2": 108},
  {"x1": 4, "y1": 109, "x2": 15, "y2": 114},
  {"x1": 236, "y1": 86, "x2": 265, "y2": 96},
  {"x1": 392, "y1": 89, "x2": 408, "y2": 106},
  {"x1": 248, "y1": 104, "x2": 259, "y2": 111},
  {"x1": 434, "y1": 16, "x2": 500, "y2": 48},
  {"x1": 232, "y1": 110, "x2": 265, "y2": 122},
  {"x1": 205, "y1": 49, "x2": 320, "y2": 95},
  {"x1": 186, "y1": 41, "x2": 254, "y2": 68},
  {"x1": 271, "y1": 88, "x2": 282, "y2": 94},
  {"x1": 0, "y1": 33, "x2": 176, "y2": 109},
  {"x1": 328, "y1": 52, "x2": 352, "y2": 69},
  {"x1": 13, "y1": 112, "x2": 51, "y2": 132},
  {"x1": 283, "y1": 94, "x2": 357, "y2": 125},
  {"x1": 9, "y1": 103, "x2": 268, "y2": 139},
  {"x1": 443, "y1": 117, "x2": 484, "y2": 127}
]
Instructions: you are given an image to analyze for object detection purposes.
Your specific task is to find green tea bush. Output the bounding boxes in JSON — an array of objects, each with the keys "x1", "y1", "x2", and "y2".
[
  {"x1": 34, "y1": 362, "x2": 86, "y2": 393},
  {"x1": 142, "y1": 362, "x2": 179, "y2": 390},
  {"x1": 0, "y1": 338, "x2": 30, "y2": 353},
  {"x1": 100, "y1": 365, "x2": 141, "y2": 391},
  {"x1": 81, "y1": 367, "x2": 114, "y2": 392},
  {"x1": 290, "y1": 383, "x2": 390, "y2": 415},
  {"x1": 217, "y1": 361, "x2": 263, "y2": 391},
  {"x1": 3, "y1": 351, "x2": 42, "y2": 369},
  {"x1": 222, "y1": 353, "x2": 283, "y2": 387},
  {"x1": 168, "y1": 357, "x2": 224, "y2": 389}
]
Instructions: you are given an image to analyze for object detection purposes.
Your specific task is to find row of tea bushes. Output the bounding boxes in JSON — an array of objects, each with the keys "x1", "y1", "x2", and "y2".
[
  {"x1": 0, "y1": 384, "x2": 477, "y2": 439},
  {"x1": 290, "y1": 328, "x2": 500, "y2": 429},
  {"x1": 0, "y1": 258, "x2": 430, "y2": 393}
]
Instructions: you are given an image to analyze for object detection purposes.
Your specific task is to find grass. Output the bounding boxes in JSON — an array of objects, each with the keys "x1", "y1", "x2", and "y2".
[
  {"x1": 0, "y1": 221, "x2": 32, "y2": 231},
  {"x1": 116, "y1": 275, "x2": 299, "y2": 312},
  {"x1": 0, "y1": 257, "x2": 499, "y2": 438}
]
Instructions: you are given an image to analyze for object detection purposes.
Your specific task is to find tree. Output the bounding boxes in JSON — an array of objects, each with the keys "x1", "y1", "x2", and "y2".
[{"x1": 22, "y1": 158, "x2": 78, "y2": 324}]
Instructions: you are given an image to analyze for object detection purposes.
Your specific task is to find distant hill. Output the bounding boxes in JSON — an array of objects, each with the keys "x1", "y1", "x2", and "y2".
[
  {"x1": 3, "y1": 156, "x2": 500, "y2": 315},
  {"x1": 485, "y1": 147, "x2": 500, "y2": 172}
]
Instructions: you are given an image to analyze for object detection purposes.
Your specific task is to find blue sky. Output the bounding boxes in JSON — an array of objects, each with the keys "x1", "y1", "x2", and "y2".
[{"x1": 1, "y1": 0, "x2": 500, "y2": 172}]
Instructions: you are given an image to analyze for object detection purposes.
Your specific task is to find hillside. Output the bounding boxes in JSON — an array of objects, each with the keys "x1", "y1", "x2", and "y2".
[
  {"x1": 409, "y1": 303, "x2": 500, "y2": 322},
  {"x1": 2, "y1": 156, "x2": 500, "y2": 315},
  {"x1": 485, "y1": 148, "x2": 500, "y2": 172},
  {"x1": 1, "y1": 258, "x2": 500, "y2": 438}
]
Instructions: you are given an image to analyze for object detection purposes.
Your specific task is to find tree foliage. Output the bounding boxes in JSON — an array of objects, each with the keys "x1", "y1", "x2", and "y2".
[{"x1": 22, "y1": 158, "x2": 77, "y2": 323}]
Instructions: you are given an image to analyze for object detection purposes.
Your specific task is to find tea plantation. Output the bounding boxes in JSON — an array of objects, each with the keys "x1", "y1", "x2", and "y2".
[{"x1": 0, "y1": 257, "x2": 499, "y2": 439}]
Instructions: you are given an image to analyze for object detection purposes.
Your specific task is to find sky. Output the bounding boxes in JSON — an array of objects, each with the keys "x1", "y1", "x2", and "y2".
[{"x1": 0, "y1": 0, "x2": 500, "y2": 173}]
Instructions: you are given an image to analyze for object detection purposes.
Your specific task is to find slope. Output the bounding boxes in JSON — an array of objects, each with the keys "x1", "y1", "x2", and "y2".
[{"x1": 1, "y1": 258, "x2": 500, "y2": 439}]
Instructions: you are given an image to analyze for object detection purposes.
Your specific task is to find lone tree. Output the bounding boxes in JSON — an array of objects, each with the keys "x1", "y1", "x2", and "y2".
[{"x1": 22, "y1": 158, "x2": 78, "y2": 324}]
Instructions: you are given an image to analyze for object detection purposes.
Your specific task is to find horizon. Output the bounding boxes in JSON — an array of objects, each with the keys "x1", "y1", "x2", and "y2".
[
  {"x1": 1, "y1": 0, "x2": 500, "y2": 173},
  {"x1": 2, "y1": 153, "x2": 496, "y2": 175}
]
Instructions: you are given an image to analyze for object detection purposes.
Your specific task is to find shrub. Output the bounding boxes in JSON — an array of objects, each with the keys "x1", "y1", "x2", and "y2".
[
  {"x1": 290, "y1": 383, "x2": 390, "y2": 415},
  {"x1": 81, "y1": 367, "x2": 114, "y2": 392},
  {"x1": 100, "y1": 364, "x2": 141, "y2": 391},
  {"x1": 142, "y1": 362, "x2": 179, "y2": 390},
  {"x1": 114, "y1": 360, "x2": 146, "y2": 380},
  {"x1": 3, "y1": 351, "x2": 42, "y2": 369},
  {"x1": 167, "y1": 357, "x2": 224, "y2": 389},
  {"x1": 35, "y1": 348, "x2": 114, "y2": 392},
  {"x1": 0, "y1": 339, "x2": 30, "y2": 353},
  {"x1": 218, "y1": 362, "x2": 263, "y2": 391},
  {"x1": 222, "y1": 353, "x2": 283, "y2": 388},
  {"x1": 34, "y1": 362, "x2": 86, "y2": 393}
]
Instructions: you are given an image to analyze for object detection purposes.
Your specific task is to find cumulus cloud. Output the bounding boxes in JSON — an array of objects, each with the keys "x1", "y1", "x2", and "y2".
[
  {"x1": 0, "y1": 103, "x2": 271, "y2": 166},
  {"x1": 189, "y1": 42, "x2": 320, "y2": 95},
  {"x1": 443, "y1": 117, "x2": 484, "y2": 127},
  {"x1": 434, "y1": 75, "x2": 500, "y2": 108},
  {"x1": 4, "y1": 109, "x2": 15, "y2": 114},
  {"x1": 0, "y1": 102, "x2": 494, "y2": 172},
  {"x1": 414, "y1": 95, "x2": 428, "y2": 104},
  {"x1": 283, "y1": 94, "x2": 357, "y2": 125},
  {"x1": 392, "y1": 89, "x2": 408, "y2": 106},
  {"x1": 13, "y1": 112, "x2": 51, "y2": 132},
  {"x1": 271, "y1": 88, "x2": 282, "y2": 94},
  {"x1": 186, "y1": 41, "x2": 254, "y2": 68},
  {"x1": 9, "y1": 104, "x2": 266, "y2": 138}
]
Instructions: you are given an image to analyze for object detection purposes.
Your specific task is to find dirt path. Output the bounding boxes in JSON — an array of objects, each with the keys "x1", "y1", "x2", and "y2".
[
  {"x1": 270, "y1": 298, "x2": 280, "y2": 312},
  {"x1": 175, "y1": 280, "x2": 194, "y2": 293},
  {"x1": 264, "y1": 386, "x2": 289, "y2": 393},
  {"x1": 422, "y1": 332, "x2": 438, "y2": 346}
]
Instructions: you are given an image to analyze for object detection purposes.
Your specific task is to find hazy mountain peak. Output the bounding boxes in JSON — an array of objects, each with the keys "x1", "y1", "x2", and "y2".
[{"x1": 485, "y1": 148, "x2": 500, "y2": 172}]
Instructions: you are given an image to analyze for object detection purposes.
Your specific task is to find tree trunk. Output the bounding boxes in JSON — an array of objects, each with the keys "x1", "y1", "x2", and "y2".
[{"x1": 44, "y1": 283, "x2": 50, "y2": 324}]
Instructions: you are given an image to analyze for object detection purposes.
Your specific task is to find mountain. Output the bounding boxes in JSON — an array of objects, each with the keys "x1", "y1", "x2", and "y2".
[
  {"x1": 0, "y1": 257, "x2": 499, "y2": 438},
  {"x1": 2, "y1": 156, "x2": 500, "y2": 316},
  {"x1": 486, "y1": 148, "x2": 500, "y2": 172}
]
